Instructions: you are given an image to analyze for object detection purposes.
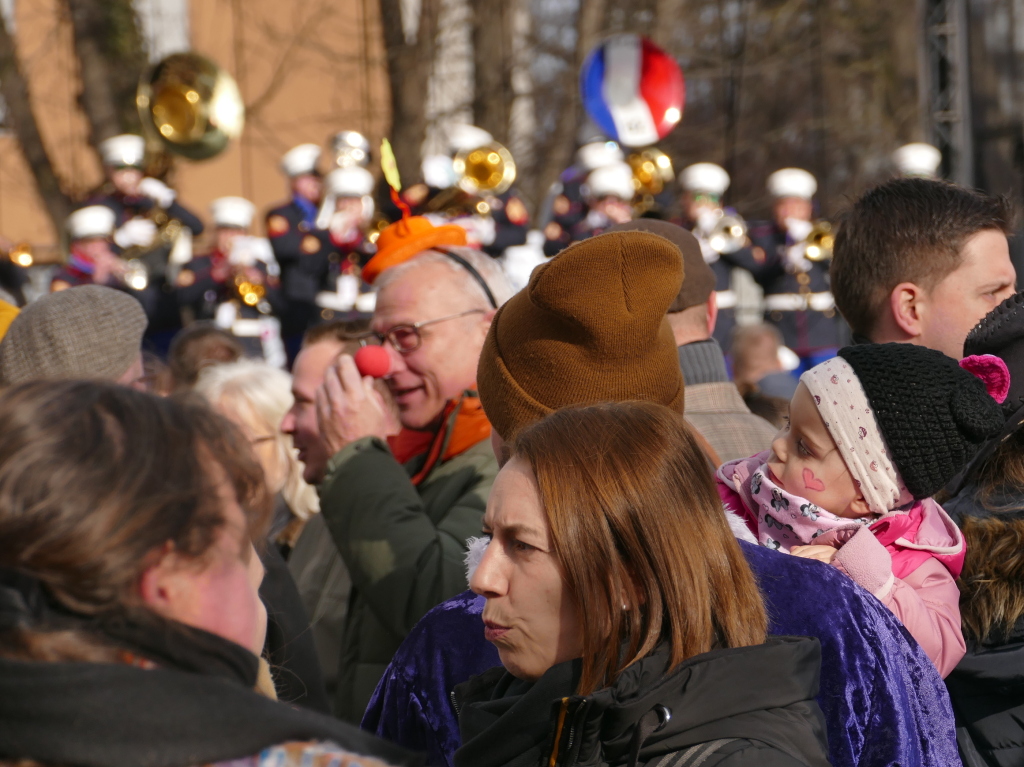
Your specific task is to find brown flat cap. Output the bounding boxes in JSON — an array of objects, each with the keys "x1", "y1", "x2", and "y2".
[
  {"x1": 0, "y1": 285, "x2": 148, "y2": 386},
  {"x1": 606, "y1": 219, "x2": 715, "y2": 312},
  {"x1": 477, "y1": 230, "x2": 685, "y2": 440}
]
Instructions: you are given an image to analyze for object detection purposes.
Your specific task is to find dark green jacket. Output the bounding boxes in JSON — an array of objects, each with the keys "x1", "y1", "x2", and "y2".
[{"x1": 318, "y1": 433, "x2": 498, "y2": 722}]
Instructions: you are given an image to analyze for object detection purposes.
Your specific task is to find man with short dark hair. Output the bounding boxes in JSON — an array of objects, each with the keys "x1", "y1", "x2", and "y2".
[{"x1": 831, "y1": 178, "x2": 1017, "y2": 358}]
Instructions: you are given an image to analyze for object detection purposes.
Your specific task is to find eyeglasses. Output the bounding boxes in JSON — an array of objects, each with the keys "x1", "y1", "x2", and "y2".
[{"x1": 367, "y1": 309, "x2": 486, "y2": 353}]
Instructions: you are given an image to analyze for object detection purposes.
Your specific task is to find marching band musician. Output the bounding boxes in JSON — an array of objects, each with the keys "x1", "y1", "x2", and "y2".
[
  {"x1": 542, "y1": 137, "x2": 624, "y2": 256},
  {"x1": 90, "y1": 134, "x2": 205, "y2": 248},
  {"x1": 447, "y1": 124, "x2": 529, "y2": 258},
  {"x1": 743, "y1": 168, "x2": 844, "y2": 371},
  {"x1": 265, "y1": 143, "x2": 340, "y2": 357},
  {"x1": 569, "y1": 160, "x2": 635, "y2": 241},
  {"x1": 677, "y1": 162, "x2": 745, "y2": 347},
  {"x1": 177, "y1": 197, "x2": 286, "y2": 365},
  {"x1": 52, "y1": 206, "x2": 140, "y2": 295},
  {"x1": 313, "y1": 165, "x2": 377, "y2": 314}
]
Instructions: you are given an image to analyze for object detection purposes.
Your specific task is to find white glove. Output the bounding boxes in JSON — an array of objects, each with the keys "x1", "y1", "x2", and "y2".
[
  {"x1": 113, "y1": 217, "x2": 158, "y2": 249},
  {"x1": 139, "y1": 177, "x2": 177, "y2": 208}
]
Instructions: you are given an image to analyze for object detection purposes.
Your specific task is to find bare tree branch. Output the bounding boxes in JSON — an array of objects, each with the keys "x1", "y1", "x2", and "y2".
[
  {"x1": 65, "y1": 0, "x2": 123, "y2": 147},
  {"x1": 470, "y1": 0, "x2": 513, "y2": 142},
  {"x1": 0, "y1": 11, "x2": 72, "y2": 237}
]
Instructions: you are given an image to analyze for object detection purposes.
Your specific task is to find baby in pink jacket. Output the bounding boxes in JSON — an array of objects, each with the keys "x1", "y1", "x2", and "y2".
[{"x1": 717, "y1": 343, "x2": 1008, "y2": 677}]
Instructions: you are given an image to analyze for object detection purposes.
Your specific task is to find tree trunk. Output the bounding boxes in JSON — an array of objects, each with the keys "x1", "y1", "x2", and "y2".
[
  {"x1": 0, "y1": 11, "x2": 72, "y2": 238},
  {"x1": 470, "y1": 0, "x2": 513, "y2": 143},
  {"x1": 379, "y1": 0, "x2": 440, "y2": 186},
  {"x1": 527, "y1": 0, "x2": 608, "y2": 214},
  {"x1": 65, "y1": 0, "x2": 124, "y2": 148}
]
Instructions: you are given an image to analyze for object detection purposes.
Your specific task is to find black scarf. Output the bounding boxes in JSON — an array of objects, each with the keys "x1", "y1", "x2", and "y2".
[{"x1": 0, "y1": 569, "x2": 422, "y2": 767}]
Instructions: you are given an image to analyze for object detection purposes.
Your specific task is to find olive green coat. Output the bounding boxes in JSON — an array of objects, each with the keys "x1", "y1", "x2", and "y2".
[{"x1": 318, "y1": 434, "x2": 498, "y2": 722}]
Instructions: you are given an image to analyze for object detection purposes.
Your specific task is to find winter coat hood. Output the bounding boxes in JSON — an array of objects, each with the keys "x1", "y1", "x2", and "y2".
[{"x1": 453, "y1": 636, "x2": 830, "y2": 767}]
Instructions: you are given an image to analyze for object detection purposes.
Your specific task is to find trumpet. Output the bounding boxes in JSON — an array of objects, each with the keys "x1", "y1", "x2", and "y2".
[
  {"x1": 706, "y1": 212, "x2": 748, "y2": 255},
  {"x1": 123, "y1": 259, "x2": 149, "y2": 292},
  {"x1": 803, "y1": 221, "x2": 834, "y2": 262}
]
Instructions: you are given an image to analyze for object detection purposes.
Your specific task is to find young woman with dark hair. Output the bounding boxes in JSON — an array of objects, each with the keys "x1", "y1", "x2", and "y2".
[
  {"x1": 0, "y1": 381, "x2": 414, "y2": 767},
  {"x1": 455, "y1": 401, "x2": 830, "y2": 767}
]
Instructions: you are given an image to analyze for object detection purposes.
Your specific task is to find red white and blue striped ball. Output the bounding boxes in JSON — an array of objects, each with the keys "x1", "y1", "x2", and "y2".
[{"x1": 580, "y1": 34, "x2": 685, "y2": 147}]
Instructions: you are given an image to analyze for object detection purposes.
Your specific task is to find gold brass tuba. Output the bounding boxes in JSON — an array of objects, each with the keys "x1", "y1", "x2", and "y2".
[
  {"x1": 137, "y1": 53, "x2": 245, "y2": 161},
  {"x1": 803, "y1": 221, "x2": 834, "y2": 262}
]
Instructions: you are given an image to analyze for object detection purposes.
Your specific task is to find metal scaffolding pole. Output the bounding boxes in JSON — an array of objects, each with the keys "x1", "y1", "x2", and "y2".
[{"x1": 922, "y1": 0, "x2": 974, "y2": 185}]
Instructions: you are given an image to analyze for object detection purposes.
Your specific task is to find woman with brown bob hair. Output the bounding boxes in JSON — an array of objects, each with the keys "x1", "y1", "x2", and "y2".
[
  {"x1": 0, "y1": 381, "x2": 414, "y2": 767},
  {"x1": 455, "y1": 401, "x2": 829, "y2": 767}
]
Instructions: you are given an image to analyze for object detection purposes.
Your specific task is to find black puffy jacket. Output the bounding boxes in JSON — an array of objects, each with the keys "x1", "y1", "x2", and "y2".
[
  {"x1": 945, "y1": 486, "x2": 1024, "y2": 767},
  {"x1": 453, "y1": 636, "x2": 830, "y2": 767}
]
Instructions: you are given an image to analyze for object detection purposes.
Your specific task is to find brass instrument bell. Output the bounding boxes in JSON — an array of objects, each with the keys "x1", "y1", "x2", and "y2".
[
  {"x1": 803, "y1": 221, "x2": 834, "y2": 262},
  {"x1": 138, "y1": 53, "x2": 245, "y2": 161},
  {"x1": 453, "y1": 142, "x2": 516, "y2": 196},
  {"x1": 6, "y1": 242, "x2": 33, "y2": 268},
  {"x1": 234, "y1": 273, "x2": 266, "y2": 307},
  {"x1": 707, "y1": 213, "x2": 748, "y2": 255}
]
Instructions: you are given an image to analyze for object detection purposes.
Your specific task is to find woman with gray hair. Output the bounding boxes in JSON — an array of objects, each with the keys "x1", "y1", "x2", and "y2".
[
  {"x1": 196, "y1": 359, "x2": 318, "y2": 549},
  {"x1": 195, "y1": 359, "x2": 329, "y2": 713}
]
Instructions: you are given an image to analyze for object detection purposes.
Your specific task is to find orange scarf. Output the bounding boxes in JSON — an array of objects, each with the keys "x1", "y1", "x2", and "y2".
[{"x1": 387, "y1": 390, "x2": 492, "y2": 486}]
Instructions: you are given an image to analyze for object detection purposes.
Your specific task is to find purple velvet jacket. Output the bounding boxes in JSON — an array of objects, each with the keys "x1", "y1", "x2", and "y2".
[{"x1": 362, "y1": 541, "x2": 961, "y2": 767}]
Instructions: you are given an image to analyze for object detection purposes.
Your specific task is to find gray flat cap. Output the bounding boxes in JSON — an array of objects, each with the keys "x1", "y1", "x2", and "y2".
[{"x1": 0, "y1": 285, "x2": 148, "y2": 385}]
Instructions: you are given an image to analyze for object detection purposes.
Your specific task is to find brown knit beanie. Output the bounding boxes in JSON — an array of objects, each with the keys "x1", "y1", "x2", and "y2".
[{"x1": 478, "y1": 230, "x2": 685, "y2": 439}]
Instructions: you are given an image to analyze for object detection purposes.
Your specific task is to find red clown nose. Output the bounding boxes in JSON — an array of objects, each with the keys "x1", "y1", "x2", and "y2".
[{"x1": 354, "y1": 345, "x2": 392, "y2": 378}]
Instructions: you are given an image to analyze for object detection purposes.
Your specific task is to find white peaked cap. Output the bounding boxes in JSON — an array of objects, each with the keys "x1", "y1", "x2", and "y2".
[
  {"x1": 576, "y1": 140, "x2": 624, "y2": 171},
  {"x1": 281, "y1": 143, "x2": 322, "y2": 177},
  {"x1": 893, "y1": 143, "x2": 942, "y2": 178},
  {"x1": 210, "y1": 196, "x2": 256, "y2": 229},
  {"x1": 679, "y1": 163, "x2": 730, "y2": 195},
  {"x1": 67, "y1": 205, "x2": 116, "y2": 240},
  {"x1": 585, "y1": 162, "x2": 635, "y2": 200},
  {"x1": 422, "y1": 154, "x2": 456, "y2": 189},
  {"x1": 324, "y1": 167, "x2": 375, "y2": 197},
  {"x1": 99, "y1": 134, "x2": 146, "y2": 168},
  {"x1": 767, "y1": 168, "x2": 817, "y2": 200},
  {"x1": 447, "y1": 124, "x2": 494, "y2": 153}
]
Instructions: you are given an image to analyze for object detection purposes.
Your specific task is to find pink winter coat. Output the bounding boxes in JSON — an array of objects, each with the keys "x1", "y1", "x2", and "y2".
[{"x1": 717, "y1": 456, "x2": 967, "y2": 677}]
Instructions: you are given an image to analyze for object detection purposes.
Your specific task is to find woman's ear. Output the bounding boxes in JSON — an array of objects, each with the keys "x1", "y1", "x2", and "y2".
[{"x1": 138, "y1": 544, "x2": 192, "y2": 617}]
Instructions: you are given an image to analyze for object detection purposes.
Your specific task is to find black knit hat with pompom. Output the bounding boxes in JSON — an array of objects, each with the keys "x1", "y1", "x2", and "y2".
[
  {"x1": 838, "y1": 343, "x2": 1005, "y2": 498},
  {"x1": 965, "y1": 291, "x2": 1024, "y2": 417}
]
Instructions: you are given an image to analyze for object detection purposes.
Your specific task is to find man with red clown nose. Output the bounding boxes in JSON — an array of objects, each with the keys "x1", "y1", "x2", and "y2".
[{"x1": 283, "y1": 211, "x2": 512, "y2": 721}]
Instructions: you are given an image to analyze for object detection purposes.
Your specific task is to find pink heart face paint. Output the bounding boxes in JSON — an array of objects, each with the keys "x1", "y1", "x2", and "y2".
[{"x1": 802, "y1": 467, "x2": 826, "y2": 492}]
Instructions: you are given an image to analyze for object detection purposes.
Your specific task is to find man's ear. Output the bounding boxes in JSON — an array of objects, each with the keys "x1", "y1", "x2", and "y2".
[
  {"x1": 889, "y1": 282, "x2": 926, "y2": 338},
  {"x1": 706, "y1": 292, "x2": 719, "y2": 336}
]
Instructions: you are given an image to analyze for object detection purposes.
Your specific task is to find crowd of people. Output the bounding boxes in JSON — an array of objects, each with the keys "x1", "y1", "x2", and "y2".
[{"x1": 0, "y1": 124, "x2": 1022, "y2": 767}]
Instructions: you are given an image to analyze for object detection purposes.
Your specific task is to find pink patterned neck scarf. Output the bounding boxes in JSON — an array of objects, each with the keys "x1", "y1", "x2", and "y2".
[{"x1": 737, "y1": 458, "x2": 874, "y2": 551}]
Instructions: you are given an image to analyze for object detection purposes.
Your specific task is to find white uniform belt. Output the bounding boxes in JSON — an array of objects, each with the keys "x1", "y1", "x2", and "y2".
[
  {"x1": 232, "y1": 318, "x2": 264, "y2": 337},
  {"x1": 715, "y1": 289, "x2": 738, "y2": 309},
  {"x1": 764, "y1": 292, "x2": 835, "y2": 312}
]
